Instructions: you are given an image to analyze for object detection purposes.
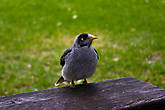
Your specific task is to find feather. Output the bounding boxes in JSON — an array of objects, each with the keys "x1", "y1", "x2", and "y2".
[
  {"x1": 60, "y1": 48, "x2": 72, "y2": 67},
  {"x1": 94, "y1": 48, "x2": 99, "y2": 60},
  {"x1": 55, "y1": 76, "x2": 64, "y2": 86}
]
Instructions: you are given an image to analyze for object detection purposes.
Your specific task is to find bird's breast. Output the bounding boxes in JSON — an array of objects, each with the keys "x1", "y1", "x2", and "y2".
[{"x1": 71, "y1": 47, "x2": 97, "y2": 63}]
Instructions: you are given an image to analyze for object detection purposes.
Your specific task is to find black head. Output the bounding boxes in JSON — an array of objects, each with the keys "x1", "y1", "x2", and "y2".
[{"x1": 73, "y1": 33, "x2": 97, "y2": 48}]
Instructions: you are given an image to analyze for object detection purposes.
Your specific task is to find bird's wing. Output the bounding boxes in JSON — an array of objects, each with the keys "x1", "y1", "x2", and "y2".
[
  {"x1": 60, "y1": 48, "x2": 72, "y2": 67},
  {"x1": 94, "y1": 48, "x2": 99, "y2": 60}
]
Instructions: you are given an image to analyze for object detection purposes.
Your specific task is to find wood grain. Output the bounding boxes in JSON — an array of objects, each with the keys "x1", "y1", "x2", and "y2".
[{"x1": 0, "y1": 77, "x2": 165, "y2": 110}]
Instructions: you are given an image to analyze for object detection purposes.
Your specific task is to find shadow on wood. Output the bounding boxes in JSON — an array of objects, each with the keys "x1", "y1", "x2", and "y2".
[{"x1": 0, "y1": 77, "x2": 165, "y2": 110}]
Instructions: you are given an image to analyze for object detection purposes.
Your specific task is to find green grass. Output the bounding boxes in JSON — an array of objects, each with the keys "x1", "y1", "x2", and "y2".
[{"x1": 0, "y1": 0, "x2": 165, "y2": 96}]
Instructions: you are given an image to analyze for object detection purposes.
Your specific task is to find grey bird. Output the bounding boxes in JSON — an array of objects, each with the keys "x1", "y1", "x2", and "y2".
[{"x1": 55, "y1": 33, "x2": 99, "y2": 88}]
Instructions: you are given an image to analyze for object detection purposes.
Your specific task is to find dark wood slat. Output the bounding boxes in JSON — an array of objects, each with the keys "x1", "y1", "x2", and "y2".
[{"x1": 0, "y1": 77, "x2": 165, "y2": 110}]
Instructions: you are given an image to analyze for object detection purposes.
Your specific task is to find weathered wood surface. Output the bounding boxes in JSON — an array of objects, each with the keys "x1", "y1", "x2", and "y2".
[{"x1": 0, "y1": 77, "x2": 165, "y2": 110}]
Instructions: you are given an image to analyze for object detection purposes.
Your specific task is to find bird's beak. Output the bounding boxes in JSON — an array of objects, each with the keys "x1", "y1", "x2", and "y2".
[{"x1": 89, "y1": 36, "x2": 98, "y2": 40}]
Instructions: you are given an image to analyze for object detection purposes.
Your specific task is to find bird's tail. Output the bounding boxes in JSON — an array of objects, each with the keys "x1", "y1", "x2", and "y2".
[{"x1": 55, "y1": 76, "x2": 65, "y2": 87}]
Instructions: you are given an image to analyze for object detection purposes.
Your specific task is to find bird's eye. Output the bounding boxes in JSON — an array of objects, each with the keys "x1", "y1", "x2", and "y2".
[{"x1": 81, "y1": 38, "x2": 84, "y2": 40}]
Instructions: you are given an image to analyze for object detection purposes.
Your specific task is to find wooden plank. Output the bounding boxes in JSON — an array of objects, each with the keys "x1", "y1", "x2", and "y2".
[{"x1": 0, "y1": 77, "x2": 165, "y2": 110}]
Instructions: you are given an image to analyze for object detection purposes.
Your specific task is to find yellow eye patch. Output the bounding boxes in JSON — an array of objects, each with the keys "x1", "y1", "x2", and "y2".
[{"x1": 81, "y1": 38, "x2": 84, "y2": 40}]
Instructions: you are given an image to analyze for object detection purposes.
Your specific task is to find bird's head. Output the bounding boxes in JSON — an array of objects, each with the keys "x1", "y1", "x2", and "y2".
[{"x1": 73, "y1": 33, "x2": 97, "y2": 48}]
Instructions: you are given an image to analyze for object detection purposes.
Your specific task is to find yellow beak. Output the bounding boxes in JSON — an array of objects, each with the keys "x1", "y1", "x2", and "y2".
[{"x1": 89, "y1": 36, "x2": 98, "y2": 40}]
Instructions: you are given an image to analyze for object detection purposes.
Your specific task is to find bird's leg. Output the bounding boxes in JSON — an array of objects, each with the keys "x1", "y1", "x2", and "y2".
[
  {"x1": 83, "y1": 78, "x2": 88, "y2": 85},
  {"x1": 70, "y1": 80, "x2": 75, "y2": 88}
]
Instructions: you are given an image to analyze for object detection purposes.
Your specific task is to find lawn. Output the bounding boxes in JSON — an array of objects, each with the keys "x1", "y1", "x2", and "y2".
[{"x1": 0, "y1": 0, "x2": 165, "y2": 96}]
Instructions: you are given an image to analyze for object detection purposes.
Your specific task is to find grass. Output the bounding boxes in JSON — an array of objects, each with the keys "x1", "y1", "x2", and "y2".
[{"x1": 0, "y1": 0, "x2": 165, "y2": 96}]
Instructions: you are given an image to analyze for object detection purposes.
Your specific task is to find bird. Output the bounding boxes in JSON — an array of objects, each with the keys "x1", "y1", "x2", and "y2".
[{"x1": 55, "y1": 33, "x2": 99, "y2": 88}]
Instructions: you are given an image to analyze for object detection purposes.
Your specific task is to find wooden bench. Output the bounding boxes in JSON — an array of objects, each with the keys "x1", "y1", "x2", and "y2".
[{"x1": 0, "y1": 77, "x2": 165, "y2": 110}]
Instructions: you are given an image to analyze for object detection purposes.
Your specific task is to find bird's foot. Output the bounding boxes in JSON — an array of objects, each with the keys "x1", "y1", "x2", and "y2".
[
  {"x1": 70, "y1": 80, "x2": 75, "y2": 88},
  {"x1": 83, "y1": 79, "x2": 88, "y2": 85},
  {"x1": 70, "y1": 84, "x2": 75, "y2": 88}
]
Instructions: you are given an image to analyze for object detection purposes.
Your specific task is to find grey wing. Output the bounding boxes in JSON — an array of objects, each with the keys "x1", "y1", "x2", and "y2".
[
  {"x1": 60, "y1": 48, "x2": 72, "y2": 67},
  {"x1": 94, "y1": 48, "x2": 99, "y2": 60}
]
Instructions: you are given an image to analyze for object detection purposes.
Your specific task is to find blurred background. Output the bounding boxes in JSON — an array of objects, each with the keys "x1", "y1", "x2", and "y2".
[{"x1": 0, "y1": 0, "x2": 165, "y2": 96}]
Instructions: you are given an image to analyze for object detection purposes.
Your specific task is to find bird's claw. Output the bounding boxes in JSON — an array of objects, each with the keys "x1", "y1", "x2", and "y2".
[
  {"x1": 83, "y1": 79, "x2": 88, "y2": 85},
  {"x1": 70, "y1": 84, "x2": 75, "y2": 88}
]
